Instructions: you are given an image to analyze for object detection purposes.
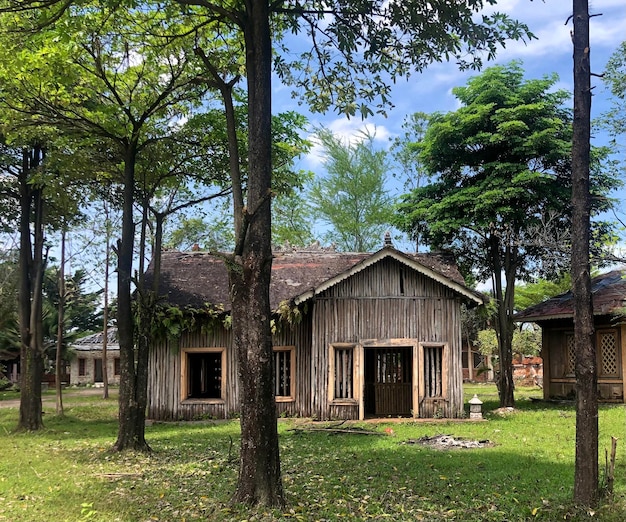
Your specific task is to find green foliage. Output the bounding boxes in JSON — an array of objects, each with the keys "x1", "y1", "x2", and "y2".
[
  {"x1": 512, "y1": 326, "x2": 541, "y2": 357},
  {"x1": 476, "y1": 326, "x2": 541, "y2": 356},
  {"x1": 157, "y1": 109, "x2": 311, "y2": 252},
  {"x1": 163, "y1": 214, "x2": 236, "y2": 252},
  {"x1": 310, "y1": 128, "x2": 394, "y2": 252},
  {"x1": 43, "y1": 267, "x2": 103, "y2": 333},
  {"x1": 515, "y1": 274, "x2": 572, "y2": 312},
  {"x1": 396, "y1": 62, "x2": 590, "y2": 281},
  {"x1": 149, "y1": 303, "x2": 230, "y2": 343},
  {"x1": 389, "y1": 112, "x2": 431, "y2": 191},
  {"x1": 272, "y1": 188, "x2": 316, "y2": 248},
  {"x1": 275, "y1": 1, "x2": 533, "y2": 117},
  {"x1": 476, "y1": 328, "x2": 499, "y2": 356},
  {"x1": 601, "y1": 41, "x2": 626, "y2": 151},
  {"x1": 0, "y1": 248, "x2": 18, "y2": 356}
]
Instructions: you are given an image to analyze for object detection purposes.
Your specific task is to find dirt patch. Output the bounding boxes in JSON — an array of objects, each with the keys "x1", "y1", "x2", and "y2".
[{"x1": 404, "y1": 434, "x2": 493, "y2": 450}]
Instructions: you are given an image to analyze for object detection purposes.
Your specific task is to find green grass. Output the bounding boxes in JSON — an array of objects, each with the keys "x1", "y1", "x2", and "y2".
[{"x1": 0, "y1": 385, "x2": 624, "y2": 521}]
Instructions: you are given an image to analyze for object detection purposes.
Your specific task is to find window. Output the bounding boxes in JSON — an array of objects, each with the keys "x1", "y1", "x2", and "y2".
[
  {"x1": 598, "y1": 330, "x2": 619, "y2": 378},
  {"x1": 181, "y1": 348, "x2": 226, "y2": 402},
  {"x1": 473, "y1": 351, "x2": 486, "y2": 370},
  {"x1": 420, "y1": 343, "x2": 448, "y2": 399},
  {"x1": 329, "y1": 344, "x2": 356, "y2": 400},
  {"x1": 114, "y1": 358, "x2": 121, "y2": 376},
  {"x1": 273, "y1": 347, "x2": 295, "y2": 401},
  {"x1": 78, "y1": 358, "x2": 86, "y2": 376},
  {"x1": 565, "y1": 333, "x2": 576, "y2": 376}
]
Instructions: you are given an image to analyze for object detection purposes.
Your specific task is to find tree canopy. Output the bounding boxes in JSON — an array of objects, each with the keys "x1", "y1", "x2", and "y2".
[
  {"x1": 1, "y1": 0, "x2": 536, "y2": 507},
  {"x1": 395, "y1": 62, "x2": 620, "y2": 407},
  {"x1": 311, "y1": 128, "x2": 393, "y2": 252}
]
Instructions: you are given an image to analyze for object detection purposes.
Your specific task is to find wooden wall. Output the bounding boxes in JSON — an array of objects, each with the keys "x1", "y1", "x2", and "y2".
[
  {"x1": 541, "y1": 317, "x2": 625, "y2": 403},
  {"x1": 310, "y1": 257, "x2": 465, "y2": 420},
  {"x1": 147, "y1": 315, "x2": 312, "y2": 421},
  {"x1": 147, "y1": 256, "x2": 468, "y2": 420}
]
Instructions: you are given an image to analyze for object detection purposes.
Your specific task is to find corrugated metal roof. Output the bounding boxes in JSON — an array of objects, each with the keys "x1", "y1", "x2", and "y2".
[
  {"x1": 73, "y1": 328, "x2": 119, "y2": 350},
  {"x1": 514, "y1": 269, "x2": 626, "y2": 323}
]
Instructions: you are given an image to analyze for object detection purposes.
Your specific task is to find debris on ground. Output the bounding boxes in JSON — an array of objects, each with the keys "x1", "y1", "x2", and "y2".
[{"x1": 404, "y1": 434, "x2": 493, "y2": 449}]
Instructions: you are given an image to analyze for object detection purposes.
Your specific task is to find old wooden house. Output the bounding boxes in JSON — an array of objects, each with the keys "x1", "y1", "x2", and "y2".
[
  {"x1": 515, "y1": 270, "x2": 626, "y2": 402},
  {"x1": 146, "y1": 246, "x2": 485, "y2": 421}
]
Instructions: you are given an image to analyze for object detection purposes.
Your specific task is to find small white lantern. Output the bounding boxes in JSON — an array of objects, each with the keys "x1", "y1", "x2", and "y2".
[{"x1": 469, "y1": 394, "x2": 483, "y2": 419}]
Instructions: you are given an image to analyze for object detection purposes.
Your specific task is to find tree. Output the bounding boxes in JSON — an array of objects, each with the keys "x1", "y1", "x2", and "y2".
[
  {"x1": 272, "y1": 188, "x2": 315, "y2": 248},
  {"x1": 310, "y1": 128, "x2": 393, "y2": 252},
  {"x1": 14, "y1": 143, "x2": 46, "y2": 430},
  {"x1": 390, "y1": 112, "x2": 431, "y2": 251},
  {"x1": 476, "y1": 325, "x2": 541, "y2": 358},
  {"x1": 395, "y1": 62, "x2": 618, "y2": 408},
  {"x1": 0, "y1": 5, "x2": 215, "y2": 447},
  {"x1": 2, "y1": 0, "x2": 534, "y2": 506},
  {"x1": 515, "y1": 274, "x2": 572, "y2": 312},
  {"x1": 0, "y1": 246, "x2": 19, "y2": 358},
  {"x1": 601, "y1": 41, "x2": 626, "y2": 155},
  {"x1": 169, "y1": 0, "x2": 532, "y2": 507},
  {"x1": 571, "y1": 0, "x2": 598, "y2": 507}
]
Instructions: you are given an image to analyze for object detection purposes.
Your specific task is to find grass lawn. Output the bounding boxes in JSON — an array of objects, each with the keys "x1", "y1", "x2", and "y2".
[{"x1": 0, "y1": 384, "x2": 624, "y2": 521}]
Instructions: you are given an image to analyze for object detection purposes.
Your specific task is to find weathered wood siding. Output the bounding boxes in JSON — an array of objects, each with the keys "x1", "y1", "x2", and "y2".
[
  {"x1": 147, "y1": 315, "x2": 312, "y2": 421},
  {"x1": 541, "y1": 317, "x2": 625, "y2": 403},
  {"x1": 311, "y1": 257, "x2": 465, "y2": 420}
]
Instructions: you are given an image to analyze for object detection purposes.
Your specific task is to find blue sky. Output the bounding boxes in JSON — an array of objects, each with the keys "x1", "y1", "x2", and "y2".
[{"x1": 274, "y1": 0, "x2": 625, "y2": 202}]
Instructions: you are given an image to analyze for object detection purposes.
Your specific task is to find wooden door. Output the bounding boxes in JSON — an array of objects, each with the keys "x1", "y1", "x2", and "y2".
[{"x1": 364, "y1": 347, "x2": 412, "y2": 416}]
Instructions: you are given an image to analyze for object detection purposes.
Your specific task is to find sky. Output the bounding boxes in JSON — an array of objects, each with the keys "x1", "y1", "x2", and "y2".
[{"x1": 273, "y1": 0, "x2": 626, "y2": 205}]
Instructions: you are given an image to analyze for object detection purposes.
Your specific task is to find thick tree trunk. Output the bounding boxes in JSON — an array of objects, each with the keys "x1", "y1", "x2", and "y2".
[
  {"x1": 17, "y1": 147, "x2": 45, "y2": 431},
  {"x1": 571, "y1": 0, "x2": 598, "y2": 507},
  {"x1": 230, "y1": 0, "x2": 284, "y2": 507},
  {"x1": 113, "y1": 146, "x2": 150, "y2": 452}
]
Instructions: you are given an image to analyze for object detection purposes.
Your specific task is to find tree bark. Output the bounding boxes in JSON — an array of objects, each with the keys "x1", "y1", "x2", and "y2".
[
  {"x1": 17, "y1": 147, "x2": 45, "y2": 431},
  {"x1": 571, "y1": 0, "x2": 598, "y2": 507},
  {"x1": 113, "y1": 144, "x2": 150, "y2": 452},
  {"x1": 55, "y1": 228, "x2": 66, "y2": 415},
  {"x1": 102, "y1": 201, "x2": 111, "y2": 400},
  {"x1": 490, "y1": 235, "x2": 515, "y2": 407},
  {"x1": 229, "y1": 0, "x2": 284, "y2": 507}
]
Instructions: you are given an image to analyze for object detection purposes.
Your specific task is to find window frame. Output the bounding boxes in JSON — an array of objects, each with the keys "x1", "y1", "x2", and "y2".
[
  {"x1": 78, "y1": 358, "x2": 86, "y2": 377},
  {"x1": 273, "y1": 346, "x2": 296, "y2": 402},
  {"x1": 328, "y1": 343, "x2": 360, "y2": 404},
  {"x1": 597, "y1": 328, "x2": 620, "y2": 379},
  {"x1": 418, "y1": 342, "x2": 449, "y2": 400},
  {"x1": 180, "y1": 347, "x2": 226, "y2": 404}
]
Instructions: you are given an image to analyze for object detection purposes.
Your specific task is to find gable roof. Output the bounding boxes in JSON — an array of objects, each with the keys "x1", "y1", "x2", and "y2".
[
  {"x1": 146, "y1": 247, "x2": 485, "y2": 313},
  {"x1": 514, "y1": 269, "x2": 626, "y2": 323},
  {"x1": 72, "y1": 328, "x2": 119, "y2": 351}
]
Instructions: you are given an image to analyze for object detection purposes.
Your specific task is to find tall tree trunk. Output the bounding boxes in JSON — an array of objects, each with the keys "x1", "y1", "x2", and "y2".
[
  {"x1": 55, "y1": 228, "x2": 66, "y2": 415},
  {"x1": 490, "y1": 235, "x2": 515, "y2": 407},
  {"x1": 113, "y1": 145, "x2": 150, "y2": 452},
  {"x1": 17, "y1": 147, "x2": 45, "y2": 431},
  {"x1": 102, "y1": 203, "x2": 111, "y2": 400},
  {"x1": 230, "y1": 0, "x2": 283, "y2": 506},
  {"x1": 571, "y1": 0, "x2": 598, "y2": 507}
]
